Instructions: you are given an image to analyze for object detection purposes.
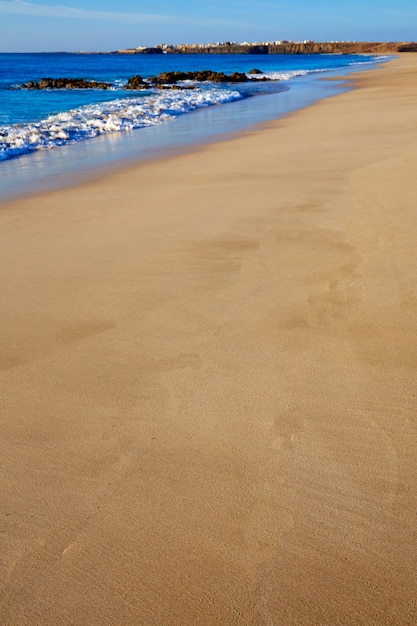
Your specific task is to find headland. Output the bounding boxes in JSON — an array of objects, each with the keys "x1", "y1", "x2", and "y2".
[{"x1": 116, "y1": 40, "x2": 417, "y2": 54}]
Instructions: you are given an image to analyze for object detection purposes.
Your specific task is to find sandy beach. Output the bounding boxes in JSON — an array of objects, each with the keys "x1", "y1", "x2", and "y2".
[{"x1": 1, "y1": 54, "x2": 417, "y2": 625}]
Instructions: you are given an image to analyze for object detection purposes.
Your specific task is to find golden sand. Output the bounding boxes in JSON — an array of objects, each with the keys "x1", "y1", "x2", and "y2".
[{"x1": 1, "y1": 55, "x2": 417, "y2": 624}]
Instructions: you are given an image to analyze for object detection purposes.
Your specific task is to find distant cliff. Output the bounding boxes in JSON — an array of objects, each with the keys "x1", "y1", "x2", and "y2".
[
  {"x1": 267, "y1": 42, "x2": 417, "y2": 54},
  {"x1": 116, "y1": 42, "x2": 417, "y2": 55}
]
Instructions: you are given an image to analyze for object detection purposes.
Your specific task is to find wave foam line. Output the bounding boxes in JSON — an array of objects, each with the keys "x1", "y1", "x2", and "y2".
[{"x1": 0, "y1": 87, "x2": 241, "y2": 160}]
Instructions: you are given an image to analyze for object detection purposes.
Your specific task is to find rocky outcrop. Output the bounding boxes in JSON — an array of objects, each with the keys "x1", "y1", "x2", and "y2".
[
  {"x1": 126, "y1": 70, "x2": 269, "y2": 89},
  {"x1": 148, "y1": 70, "x2": 252, "y2": 84},
  {"x1": 17, "y1": 70, "x2": 264, "y2": 92},
  {"x1": 125, "y1": 75, "x2": 148, "y2": 89},
  {"x1": 20, "y1": 77, "x2": 112, "y2": 89},
  {"x1": 125, "y1": 75, "x2": 196, "y2": 91}
]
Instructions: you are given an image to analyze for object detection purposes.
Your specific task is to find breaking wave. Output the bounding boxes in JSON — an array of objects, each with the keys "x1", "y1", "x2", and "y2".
[{"x1": 0, "y1": 86, "x2": 242, "y2": 160}]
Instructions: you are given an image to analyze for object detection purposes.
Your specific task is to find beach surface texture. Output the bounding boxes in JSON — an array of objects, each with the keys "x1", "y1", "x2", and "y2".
[{"x1": 1, "y1": 55, "x2": 417, "y2": 625}]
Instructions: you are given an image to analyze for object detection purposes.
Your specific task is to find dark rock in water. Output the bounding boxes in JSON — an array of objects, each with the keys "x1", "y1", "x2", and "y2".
[
  {"x1": 125, "y1": 75, "x2": 148, "y2": 90},
  {"x1": 125, "y1": 73, "x2": 196, "y2": 90},
  {"x1": 228, "y1": 72, "x2": 250, "y2": 82},
  {"x1": 148, "y1": 69, "x2": 253, "y2": 85},
  {"x1": 20, "y1": 81, "x2": 37, "y2": 89},
  {"x1": 149, "y1": 71, "x2": 189, "y2": 84},
  {"x1": 17, "y1": 69, "x2": 272, "y2": 93},
  {"x1": 20, "y1": 77, "x2": 112, "y2": 90},
  {"x1": 194, "y1": 70, "x2": 231, "y2": 82},
  {"x1": 245, "y1": 68, "x2": 273, "y2": 81}
]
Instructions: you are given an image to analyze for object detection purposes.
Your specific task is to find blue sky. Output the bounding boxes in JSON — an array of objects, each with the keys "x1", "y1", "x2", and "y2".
[{"x1": 0, "y1": 0, "x2": 415, "y2": 52}]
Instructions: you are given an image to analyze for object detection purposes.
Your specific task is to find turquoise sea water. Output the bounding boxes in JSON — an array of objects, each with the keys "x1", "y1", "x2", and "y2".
[{"x1": 0, "y1": 52, "x2": 389, "y2": 199}]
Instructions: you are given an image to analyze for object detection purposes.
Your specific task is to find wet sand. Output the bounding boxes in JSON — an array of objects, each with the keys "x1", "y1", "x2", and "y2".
[{"x1": 1, "y1": 55, "x2": 417, "y2": 624}]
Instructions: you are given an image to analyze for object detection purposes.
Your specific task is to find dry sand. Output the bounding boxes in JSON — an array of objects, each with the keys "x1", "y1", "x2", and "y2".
[{"x1": 1, "y1": 55, "x2": 417, "y2": 625}]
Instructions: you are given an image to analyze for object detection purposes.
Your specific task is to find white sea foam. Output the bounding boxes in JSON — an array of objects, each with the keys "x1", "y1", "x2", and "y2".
[
  {"x1": 251, "y1": 68, "x2": 329, "y2": 81},
  {"x1": 252, "y1": 69, "x2": 307, "y2": 80},
  {"x1": 348, "y1": 55, "x2": 392, "y2": 67},
  {"x1": 0, "y1": 87, "x2": 242, "y2": 160}
]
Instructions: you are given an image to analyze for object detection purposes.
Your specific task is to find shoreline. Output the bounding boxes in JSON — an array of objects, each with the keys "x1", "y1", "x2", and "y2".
[
  {"x1": 1, "y1": 54, "x2": 417, "y2": 624},
  {"x1": 0, "y1": 56, "x2": 386, "y2": 203}
]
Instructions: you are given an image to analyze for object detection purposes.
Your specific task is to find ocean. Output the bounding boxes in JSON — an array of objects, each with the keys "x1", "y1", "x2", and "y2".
[{"x1": 0, "y1": 52, "x2": 389, "y2": 200}]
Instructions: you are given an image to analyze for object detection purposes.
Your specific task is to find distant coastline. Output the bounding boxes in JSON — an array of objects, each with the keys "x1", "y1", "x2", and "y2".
[{"x1": 115, "y1": 40, "x2": 417, "y2": 55}]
